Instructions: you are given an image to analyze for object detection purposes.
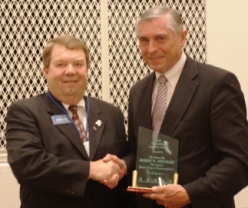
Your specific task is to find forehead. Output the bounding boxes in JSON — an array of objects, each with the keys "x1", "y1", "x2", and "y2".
[
  {"x1": 51, "y1": 44, "x2": 86, "y2": 60},
  {"x1": 137, "y1": 17, "x2": 172, "y2": 37}
]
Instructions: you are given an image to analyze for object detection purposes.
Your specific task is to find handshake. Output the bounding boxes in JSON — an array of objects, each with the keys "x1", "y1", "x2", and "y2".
[{"x1": 89, "y1": 154, "x2": 127, "y2": 189}]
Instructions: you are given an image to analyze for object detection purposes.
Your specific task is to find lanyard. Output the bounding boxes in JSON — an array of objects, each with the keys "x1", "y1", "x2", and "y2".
[{"x1": 47, "y1": 91, "x2": 89, "y2": 141}]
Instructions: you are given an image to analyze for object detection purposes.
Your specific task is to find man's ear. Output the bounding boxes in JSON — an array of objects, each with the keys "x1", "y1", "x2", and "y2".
[
  {"x1": 43, "y1": 67, "x2": 48, "y2": 76},
  {"x1": 180, "y1": 29, "x2": 187, "y2": 47}
]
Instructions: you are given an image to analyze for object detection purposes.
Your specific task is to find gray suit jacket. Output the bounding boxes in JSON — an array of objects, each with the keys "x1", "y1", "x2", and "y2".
[
  {"x1": 6, "y1": 94, "x2": 134, "y2": 208},
  {"x1": 128, "y1": 56, "x2": 248, "y2": 208}
]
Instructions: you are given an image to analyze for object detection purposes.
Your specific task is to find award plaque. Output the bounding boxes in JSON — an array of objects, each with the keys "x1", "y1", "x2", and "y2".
[{"x1": 127, "y1": 126, "x2": 179, "y2": 193}]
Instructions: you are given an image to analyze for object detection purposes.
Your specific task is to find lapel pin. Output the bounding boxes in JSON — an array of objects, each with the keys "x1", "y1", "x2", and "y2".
[
  {"x1": 95, "y1": 120, "x2": 102, "y2": 127},
  {"x1": 93, "y1": 120, "x2": 102, "y2": 131}
]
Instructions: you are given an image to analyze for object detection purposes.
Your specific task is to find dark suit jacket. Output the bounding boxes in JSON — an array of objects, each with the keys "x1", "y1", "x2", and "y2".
[
  {"x1": 6, "y1": 94, "x2": 134, "y2": 208},
  {"x1": 128, "y1": 56, "x2": 248, "y2": 208}
]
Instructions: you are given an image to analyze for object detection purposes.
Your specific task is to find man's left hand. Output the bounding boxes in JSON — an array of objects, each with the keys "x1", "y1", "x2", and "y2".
[{"x1": 143, "y1": 184, "x2": 191, "y2": 208}]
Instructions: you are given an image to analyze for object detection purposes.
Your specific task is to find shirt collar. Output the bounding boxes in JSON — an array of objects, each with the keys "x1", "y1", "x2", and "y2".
[
  {"x1": 155, "y1": 52, "x2": 186, "y2": 88},
  {"x1": 62, "y1": 98, "x2": 86, "y2": 111}
]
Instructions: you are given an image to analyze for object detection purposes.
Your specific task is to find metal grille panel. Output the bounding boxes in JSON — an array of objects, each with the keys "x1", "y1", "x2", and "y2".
[{"x1": 0, "y1": 0, "x2": 206, "y2": 149}]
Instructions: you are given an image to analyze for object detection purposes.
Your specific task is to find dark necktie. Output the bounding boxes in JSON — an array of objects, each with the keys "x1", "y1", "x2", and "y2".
[
  {"x1": 69, "y1": 105, "x2": 85, "y2": 141},
  {"x1": 152, "y1": 75, "x2": 167, "y2": 133}
]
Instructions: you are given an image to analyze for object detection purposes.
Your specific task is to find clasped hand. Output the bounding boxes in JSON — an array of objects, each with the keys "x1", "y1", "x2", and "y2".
[{"x1": 89, "y1": 154, "x2": 127, "y2": 189}]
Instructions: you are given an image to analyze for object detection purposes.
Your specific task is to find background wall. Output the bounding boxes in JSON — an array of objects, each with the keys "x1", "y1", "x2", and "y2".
[
  {"x1": 206, "y1": 0, "x2": 248, "y2": 207},
  {"x1": 1, "y1": 0, "x2": 248, "y2": 207},
  {"x1": 206, "y1": 0, "x2": 248, "y2": 111}
]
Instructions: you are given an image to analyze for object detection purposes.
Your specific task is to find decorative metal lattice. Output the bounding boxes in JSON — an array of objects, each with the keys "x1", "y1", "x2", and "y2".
[{"x1": 0, "y1": 0, "x2": 206, "y2": 149}]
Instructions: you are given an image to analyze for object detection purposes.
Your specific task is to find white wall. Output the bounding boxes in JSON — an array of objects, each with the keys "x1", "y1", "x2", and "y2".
[
  {"x1": 0, "y1": 165, "x2": 20, "y2": 208},
  {"x1": 206, "y1": 0, "x2": 248, "y2": 110},
  {"x1": 0, "y1": 150, "x2": 20, "y2": 207},
  {"x1": 206, "y1": 1, "x2": 248, "y2": 207}
]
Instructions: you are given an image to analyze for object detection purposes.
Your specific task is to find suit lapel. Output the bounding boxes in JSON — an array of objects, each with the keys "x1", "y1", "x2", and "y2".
[
  {"x1": 46, "y1": 94, "x2": 89, "y2": 158},
  {"x1": 136, "y1": 73, "x2": 155, "y2": 130},
  {"x1": 161, "y1": 57, "x2": 199, "y2": 136},
  {"x1": 87, "y1": 98, "x2": 105, "y2": 160}
]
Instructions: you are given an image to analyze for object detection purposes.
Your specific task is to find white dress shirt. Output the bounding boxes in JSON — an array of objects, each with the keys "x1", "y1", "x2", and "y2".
[{"x1": 151, "y1": 53, "x2": 186, "y2": 115}]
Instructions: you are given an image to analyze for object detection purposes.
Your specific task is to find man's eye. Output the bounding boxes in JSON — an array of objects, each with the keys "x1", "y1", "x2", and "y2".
[
  {"x1": 139, "y1": 38, "x2": 148, "y2": 43},
  {"x1": 75, "y1": 63, "x2": 83, "y2": 67},
  {"x1": 157, "y1": 36, "x2": 167, "y2": 42},
  {"x1": 56, "y1": 63, "x2": 65, "y2": 67}
]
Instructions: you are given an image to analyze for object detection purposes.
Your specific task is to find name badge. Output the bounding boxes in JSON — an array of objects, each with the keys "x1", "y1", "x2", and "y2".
[{"x1": 51, "y1": 115, "x2": 71, "y2": 125}]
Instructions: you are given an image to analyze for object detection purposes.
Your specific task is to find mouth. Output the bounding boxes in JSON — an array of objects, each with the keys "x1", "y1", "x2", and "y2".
[
  {"x1": 64, "y1": 80, "x2": 77, "y2": 83},
  {"x1": 146, "y1": 54, "x2": 161, "y2": 61},
  {"x1": 148, "y1": 57, "x2": 163, "y2": 65},
  {"x1": 149, "y1": 56, "x2": 163, "y2": 60},
  {"x1": 63, "y1": 81, "x2": 78, "y2": 86}
]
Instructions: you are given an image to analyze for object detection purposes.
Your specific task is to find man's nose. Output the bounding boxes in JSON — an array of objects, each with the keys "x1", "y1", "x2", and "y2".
[
  {"x1": 65, "y1": 65, "x2": 76, "y2": 74},
  {"x1": 147, "y1": 40, "x2": 158, "y2": 53}
]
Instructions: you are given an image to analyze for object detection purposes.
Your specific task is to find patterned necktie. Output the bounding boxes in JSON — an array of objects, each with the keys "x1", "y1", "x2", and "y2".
[
  {"x1": 152, "y1": 75, "x2": 167, "y2": 133},
  {"x1": 69, "y1": 105, "x2": 85, "y2": 142}
]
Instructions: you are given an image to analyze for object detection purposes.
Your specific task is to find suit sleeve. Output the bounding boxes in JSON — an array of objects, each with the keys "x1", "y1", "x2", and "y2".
[{"x1": 184, "y1": 72, "x2": 248, "y2": 207}]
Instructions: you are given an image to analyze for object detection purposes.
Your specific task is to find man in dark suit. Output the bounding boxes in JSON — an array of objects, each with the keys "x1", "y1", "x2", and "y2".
[
  {"x1": 128, "y1": 6, "x2": 248, "y2": 208},
  {"x1": 6, "y1": 35, "x2": 135, "y2": 208}
]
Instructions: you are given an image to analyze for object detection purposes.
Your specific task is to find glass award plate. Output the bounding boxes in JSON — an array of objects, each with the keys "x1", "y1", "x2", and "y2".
[{"x1": 127, "y1": 126, "x2": 179, "y2": 193}]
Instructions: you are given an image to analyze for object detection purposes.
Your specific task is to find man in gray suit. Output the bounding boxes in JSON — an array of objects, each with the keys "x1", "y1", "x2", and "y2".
[
  {"x1": 128, "y1": 6, "x2": 248, "y2": 208},
  {"x1": 6, "y1": 35, "x2": 135, "y2": 208}
]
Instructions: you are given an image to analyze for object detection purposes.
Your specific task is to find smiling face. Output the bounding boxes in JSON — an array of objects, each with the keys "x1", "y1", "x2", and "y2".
[
  {"x1": 43, "y1": 44, "x2": 88, "y2": 105},
  {"x1": 137, "y1": 16, "x2": 187, "y2": 74}
]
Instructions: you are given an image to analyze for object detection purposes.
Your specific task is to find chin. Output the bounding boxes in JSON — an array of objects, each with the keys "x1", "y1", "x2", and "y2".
[{"x1": 151, "y1": 67, "x2": 163, "y2": 73}]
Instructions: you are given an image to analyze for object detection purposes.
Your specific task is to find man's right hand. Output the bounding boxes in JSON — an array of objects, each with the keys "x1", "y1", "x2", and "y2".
[{"x1": 89, "y1": 159, "x2": 120, "y2": 189}]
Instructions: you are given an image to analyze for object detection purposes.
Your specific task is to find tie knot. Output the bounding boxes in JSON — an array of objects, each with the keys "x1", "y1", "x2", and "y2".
[
  {"x1": 158, "y1": 75, "x2": 167, "y2": 85},
  {"x1": 68, "y1": 105, "x2": 78, "y2": 113}
]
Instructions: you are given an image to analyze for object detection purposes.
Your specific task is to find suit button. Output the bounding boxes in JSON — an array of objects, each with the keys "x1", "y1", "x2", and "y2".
[
  {"x1": 66, "y1": 188, "x2": 71, "y2": 194},
  {"x1": 92, "y1": 191, "x2": 97, "y2": 198}
]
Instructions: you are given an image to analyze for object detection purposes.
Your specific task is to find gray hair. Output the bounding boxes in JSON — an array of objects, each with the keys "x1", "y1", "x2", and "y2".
[{"x1": 135, "y1": 6, "x2": 184, "y2": 35}]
